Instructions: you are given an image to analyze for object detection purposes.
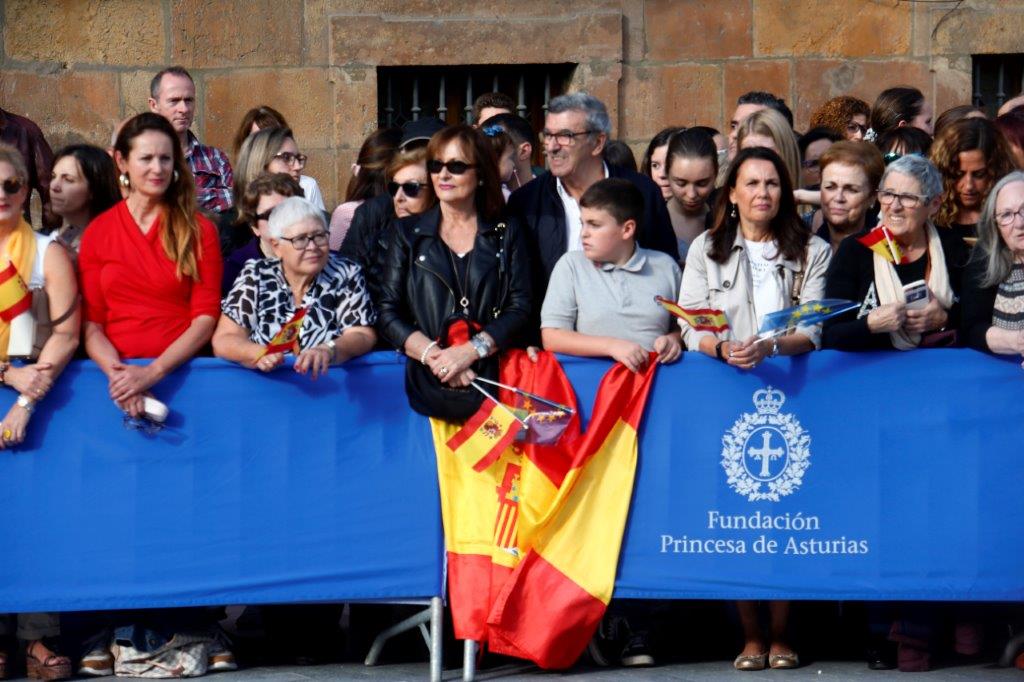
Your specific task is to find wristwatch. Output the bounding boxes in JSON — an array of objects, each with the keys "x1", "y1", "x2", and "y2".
[
  {"x1": 768, "y1": 337, "x2": 780, "y2": 358},
  {"x1": 16, "y1": 395, "x2": 34, "y2": 413},
  {"x1": 715, "y1": 340, "x2": 728, "y2": 361},
  {"x1": 470, "y1": 334, "x2": 492, "y2": 359}
]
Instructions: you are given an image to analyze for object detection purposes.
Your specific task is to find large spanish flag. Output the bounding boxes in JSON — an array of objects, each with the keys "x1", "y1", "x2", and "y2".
[
  {"x1": 486, "y1": 355, "x2": 658, "y2": 668},
  {"x1": 430, "y1": 350, "x2": 579, "y2": 643}
]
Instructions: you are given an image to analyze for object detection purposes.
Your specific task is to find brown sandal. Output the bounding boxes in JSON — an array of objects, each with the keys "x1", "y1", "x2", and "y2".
[{"x1": 25, "y1": 641, "x2": 71, "y2": 681}]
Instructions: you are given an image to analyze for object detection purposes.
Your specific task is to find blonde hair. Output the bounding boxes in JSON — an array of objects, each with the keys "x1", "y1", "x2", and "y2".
[
  {"x1": 233, "y1": 127, "x2": 293, "y2": 208},
  {"x1": 736, "y1": 108, "x2": 801, "y2": 187}
]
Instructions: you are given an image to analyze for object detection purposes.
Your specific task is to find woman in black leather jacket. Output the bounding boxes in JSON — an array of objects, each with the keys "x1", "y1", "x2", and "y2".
[{"x1": 377, "y1": 125, "x2": 532, "y2": 414}]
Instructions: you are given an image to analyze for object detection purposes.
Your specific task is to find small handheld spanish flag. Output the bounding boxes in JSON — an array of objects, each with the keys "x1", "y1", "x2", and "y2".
[
  {"x1": 446, "y1": 398, "x2": 524, "y2": 473},
  {"x1": 654, "y1": 296, "x2": 730, "y2": 333},
  {"x1": 857, "y1": 226, "x2": 908, "y2": 264},
  {"x1": 261, "y1": 307, "x2": 306, "y2": 357},
  {"x1": 0, "y1": 262, "x2": 31, "y2": 323}
]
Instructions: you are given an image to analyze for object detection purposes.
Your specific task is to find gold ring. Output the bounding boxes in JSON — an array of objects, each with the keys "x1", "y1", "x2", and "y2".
[{"x1": 2, "y1": 429, "x2": 11, "y2": 440}]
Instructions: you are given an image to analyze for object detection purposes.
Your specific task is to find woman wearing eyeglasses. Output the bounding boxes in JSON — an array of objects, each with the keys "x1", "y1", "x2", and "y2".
[
  {"x1": 221, "y1": 171, "x2": 305, "y2": 293},
  {"x1": 822, "y1": 154, "x2": 968, "y2": 351},
  {"x1": 387, "y1": 145, "x2": 435, "y2": 219},
  {"x1": 961, "y1": 170, "x2": 1024, "y2": 355},
  {"x1": 377, "y1": 124, "x2": 531, "y2": 416},
  {"x1": 214, "y1": 196, "x2": 376, "y2": 375},
  {"x1": 226, "y1": 127, "x2": 312, "y2": 255}
]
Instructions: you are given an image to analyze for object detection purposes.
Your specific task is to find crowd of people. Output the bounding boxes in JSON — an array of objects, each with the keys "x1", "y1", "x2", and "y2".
[{"x1": 2, "y1": 64, "x2": 1024, "y2": 677}]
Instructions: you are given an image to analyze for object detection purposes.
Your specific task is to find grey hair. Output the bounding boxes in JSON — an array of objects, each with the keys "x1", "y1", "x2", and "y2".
[
  {"x1": 974, "y1": 170, "x2": 1024, "y2": 288},
  {"x1": 546, "y1": 92, "x2": 612, "y2": 136},
  {"x1": 881, "y1": 154, "x2": 942, "y2": 200},
  {"x1": 267, "y1": 196, "x2": 326, "y2": 239},
  {"x1": 0, "y1": 143, "x2": 28, "y2": 183}
]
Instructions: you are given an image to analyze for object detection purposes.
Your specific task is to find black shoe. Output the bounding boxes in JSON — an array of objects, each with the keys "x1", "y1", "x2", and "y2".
[
  {"x1": 620, "y1": 634, "x2": 655, "y2": 668},
  {"x1": 866, "y1": 643, "x2": 897, "y2": 670}
]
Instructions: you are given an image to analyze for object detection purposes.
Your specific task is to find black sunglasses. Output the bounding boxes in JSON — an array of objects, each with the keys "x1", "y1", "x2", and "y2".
[
  {"x1": 387, "y1": 181, "x2": 425, "y2": 198},
  {"x1": 1, "y1": 178, "x2": 23, "y2": 195},
  {"x1": 255, "y1": 209, "x2": 273, "y2": 222},
  {"x1": 426, "y1": 159, "x2": 476, "y2": 175}
]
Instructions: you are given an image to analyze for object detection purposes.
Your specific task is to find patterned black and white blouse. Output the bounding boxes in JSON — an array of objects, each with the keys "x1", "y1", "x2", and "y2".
[{"x1": 222, "y1": 254, "x2": 377, "y2": 349}]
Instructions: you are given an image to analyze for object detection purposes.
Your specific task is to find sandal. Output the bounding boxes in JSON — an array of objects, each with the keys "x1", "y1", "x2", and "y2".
[{"x1": 25, "y1": 641, "x2": 71, "y2": 681}]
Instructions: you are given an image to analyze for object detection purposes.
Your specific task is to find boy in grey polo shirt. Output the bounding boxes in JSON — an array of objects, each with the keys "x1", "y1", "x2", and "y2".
[{"x1": 541, "y1": 178, "x2": 682, "y2": 373}]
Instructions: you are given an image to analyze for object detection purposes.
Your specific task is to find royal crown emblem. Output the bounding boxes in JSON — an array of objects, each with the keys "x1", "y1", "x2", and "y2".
[{"x1": 721, "y1": 386, "x2": 811, "y2": 502}]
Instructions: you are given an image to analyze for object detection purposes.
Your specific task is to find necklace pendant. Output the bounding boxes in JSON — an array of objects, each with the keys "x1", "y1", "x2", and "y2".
[{"x1": 460, "y1": 296, "x2": 470, "y2": 315}]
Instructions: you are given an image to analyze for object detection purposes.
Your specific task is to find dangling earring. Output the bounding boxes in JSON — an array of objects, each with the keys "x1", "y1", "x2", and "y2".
[
  {"x1": 478, "y1": 180, "x2": 484, "y2": 187},
  {"x1": 119, "y1": 173, "x2": 130, "y2": 189},
  {"x1": 730, "y1": 203, "x2": 738, "y2": 219},
  {"x1": 173, "y1": 170, "x2": 179, "y2": 182}
]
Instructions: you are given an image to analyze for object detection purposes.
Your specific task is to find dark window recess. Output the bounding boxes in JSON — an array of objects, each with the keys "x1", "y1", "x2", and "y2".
[
  {"x1": 377, "y1": 63, "x2": 575, "y2": 133},
  {"x1": 973, "y1": 55, "x2": 1024, "y2": 116}
]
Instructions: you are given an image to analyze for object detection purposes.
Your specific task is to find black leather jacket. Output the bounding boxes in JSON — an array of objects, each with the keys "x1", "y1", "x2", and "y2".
[{"x1": 377, "y1": 205, "x2": 533, "y2": 351}]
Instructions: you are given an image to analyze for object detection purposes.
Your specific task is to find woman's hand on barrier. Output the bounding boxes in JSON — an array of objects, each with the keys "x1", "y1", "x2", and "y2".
[
  {"x1": 254, "y1": 352, "x2": 284, "y2": 373},
  {"x1": 116, "y1": 393, "x2": 146, "y2": 419},
  {"x1": 433, "y1": 343, "x2": 478, "y2": 384},
  {"x1": 726, "y1": 336, "x2": 768, "y2": 370},
  {"x1": 653, "y1": 334, "x2": 682, "y2": 364},
  {"x1": 867, "y1": 303, "x2": 906, "y2": 334},
  {"x1": 609, "y1": 339, "x2": 649, "y2": 373},
  {"x1": 108, "y1": 362, "x2": 160, "y2": 401},
  {"x1": 294, "y1": 346, "x2": 332, "y2": 380},
  {"x1": 903, "y1": 295, "x2": 947, "y2": 334},
  {"x1": 3, "y1": 362, "x2": 53, "y2": 401},
  {"x1": 0, "y1": 399, "x2": 31, "y2": 449}
]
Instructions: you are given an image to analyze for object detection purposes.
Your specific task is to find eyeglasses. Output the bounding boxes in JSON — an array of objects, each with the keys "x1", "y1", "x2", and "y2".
[
  {"x1": 387, "y1": 180, "x2": 426, "y2": 198},
  {"x1": 539, "y1": 130, "x2": 596, "y2": 146},
  {"x1": 995, "y1": 206, "x2": 1024, "y2": 227},
  {"x1": 846, "y1": 122, "x2": 868, "y2": 136},
  {"x1": 877, "y1": 189, "x2": 929, "y2": 209},
  {"x1": 278, "y1": 231, "x2": 329, "y2": 250},
  {"x1": 801, "y1": 159, "x2": 820, "y2": 170},
  {"x1": 123, "y1": 414, "x2": 164, "y2": 436},
  {"x1": 273, "y1": 152, "x2": 308, "y2": 167},
  {"x1": 255, "y1": 209, "x2": 273, "y2": 222},
  {"x1": 0, "y1": 178, "x2": 23, "y2": 195},
  {"x1": 427, "y1": 159, "x2": 475, "y2": 175}
]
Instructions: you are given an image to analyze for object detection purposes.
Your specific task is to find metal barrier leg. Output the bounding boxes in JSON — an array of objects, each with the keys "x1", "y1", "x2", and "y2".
[
  {"x1": 363, "y1": 605, "x2": 432, "y2": 667},
  {"x1": 429, "y1": 597, "x2": 443, "y2": 682},
  {"x1": 462, "y1": 639, "x2": 478, "y2": 681}
]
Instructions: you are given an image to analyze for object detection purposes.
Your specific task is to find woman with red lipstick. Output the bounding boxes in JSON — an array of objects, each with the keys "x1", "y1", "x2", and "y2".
[
  {"x1": 930, "y1": 117, "x2": 1014, "y2": 240},
  {"x1": 79, "y1": 113, "x2": 222, "y2": 419},
  {"x1": 665, "y1": 128, "x2": 718, "y2": 263},
  {"x1": 823, "y1": 154, "x2": 968, "y2": 351}
]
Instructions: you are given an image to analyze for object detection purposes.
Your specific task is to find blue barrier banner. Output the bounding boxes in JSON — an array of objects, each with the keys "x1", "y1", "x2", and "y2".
[
  {"x1": 599, "y1": 350, "x2": 1024, "y2": 602},
  {"x1": 1, "y1": 350, "x2": 1021, "y2": 611},
  {"x1": 0, "y1": 355, "x2": 444, "y2": 613}
]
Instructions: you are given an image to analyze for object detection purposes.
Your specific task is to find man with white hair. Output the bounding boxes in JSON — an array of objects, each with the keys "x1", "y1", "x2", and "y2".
[{"x1": 507, "y1": 92, "x2": 677, "y2": 306}]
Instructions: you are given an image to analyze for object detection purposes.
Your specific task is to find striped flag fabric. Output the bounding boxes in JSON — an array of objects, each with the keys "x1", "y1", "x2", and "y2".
[
  {"x1": 486, "y1": 355, "x2": 658, "y2": 668},
  {"x1": 446, "y1": 398, "x2": 524, "y2": 473},
  {"x1": 857, "y1": 226, "x2": 907, "y2": 264},
  {"x1": 0, "y1": 262, "x2": 31, "y2": 323},
  {"x1": 655, "y1": 296, "x2": 730, "y2": 333},
  {"x1": 261, "y1": 307, "x2": 306, "y2": 356}
]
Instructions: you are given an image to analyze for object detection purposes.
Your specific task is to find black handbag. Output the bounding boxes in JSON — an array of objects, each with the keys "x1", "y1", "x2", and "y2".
[{"x1": 404, "y1": 316, "x2": 499, "y2": 421}]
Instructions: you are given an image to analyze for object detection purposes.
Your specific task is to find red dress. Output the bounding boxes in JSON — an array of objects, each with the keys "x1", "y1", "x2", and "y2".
[{"x1": 79, "y1": 201, "x2": 223, "y2": 359}]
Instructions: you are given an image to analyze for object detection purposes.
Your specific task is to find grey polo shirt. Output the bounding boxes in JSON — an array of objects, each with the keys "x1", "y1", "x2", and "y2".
[{"x1": 541, "y1": 247, "x2": 682, "y2": 349}]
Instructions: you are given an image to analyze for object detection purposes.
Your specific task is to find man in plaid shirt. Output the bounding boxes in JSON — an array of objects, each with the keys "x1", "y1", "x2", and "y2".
[{"x1": 148, "y1": 66, "x2": 234, "y2": 215}]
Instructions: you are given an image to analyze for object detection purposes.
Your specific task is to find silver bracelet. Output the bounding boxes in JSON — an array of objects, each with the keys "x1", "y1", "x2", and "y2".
[{"x1": 419, "y1": 340, "x2": 438, "y2": 365}]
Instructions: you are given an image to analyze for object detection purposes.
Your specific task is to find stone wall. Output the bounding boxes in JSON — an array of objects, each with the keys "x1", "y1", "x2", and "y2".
[{"x1": 1, "y1": 0, "x2": 1021, "y2": 210}]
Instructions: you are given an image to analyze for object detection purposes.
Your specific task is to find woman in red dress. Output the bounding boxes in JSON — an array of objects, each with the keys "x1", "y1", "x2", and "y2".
[{"x1": 79, "y1": 112, "x2": 222, "y2": 418}]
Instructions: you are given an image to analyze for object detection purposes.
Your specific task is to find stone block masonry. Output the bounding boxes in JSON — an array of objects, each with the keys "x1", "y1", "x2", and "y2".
[{"x1": 1, "y1": 0, "x2": 1019, "y2": 210}]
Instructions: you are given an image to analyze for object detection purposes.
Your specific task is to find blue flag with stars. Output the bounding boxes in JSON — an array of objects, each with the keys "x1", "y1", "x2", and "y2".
[{"x1": 757, "y1": 299, "x2": 859, "y2": 337}]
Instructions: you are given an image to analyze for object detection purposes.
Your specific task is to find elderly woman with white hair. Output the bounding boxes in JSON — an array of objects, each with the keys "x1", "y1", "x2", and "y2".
[
  {"x1": 213, "y1": 196, "x2": 377, "y2": 376},
  {"x1": 823, "y1": 154, "x2": 969, "y2": 350},
  {"x1": 962, "y1": 170, "x2": 1024, "y2": 354}
]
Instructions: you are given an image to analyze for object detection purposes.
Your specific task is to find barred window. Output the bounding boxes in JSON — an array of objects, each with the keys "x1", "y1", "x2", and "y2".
[
  {"x1": 377, "y1": 64, "x2": 575, "y2": 131},
  {"x1": 973, "y1": 55, "x2": 1024, "y2": 116}
]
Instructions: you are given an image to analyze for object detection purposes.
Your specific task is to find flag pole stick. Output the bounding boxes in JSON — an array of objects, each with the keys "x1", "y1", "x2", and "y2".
[
  {"x1": 470, "y1": 381, "x2": 529, "y2": 429},
  {"x1": 882, "y1": 227, "x2": 900, "y2": 263},
  {"x1": 472, "y1": 377, "x2": 575, "y2": 414}
]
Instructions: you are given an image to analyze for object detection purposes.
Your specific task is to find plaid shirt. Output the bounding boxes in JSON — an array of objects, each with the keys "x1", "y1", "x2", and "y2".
[{"x1": 186, "y1": 131, "x2": 234, "y2": 214}]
